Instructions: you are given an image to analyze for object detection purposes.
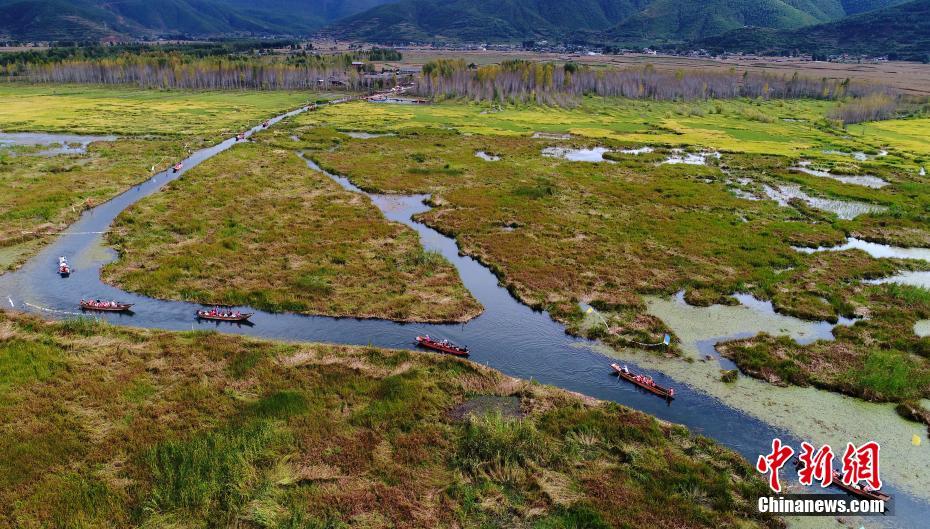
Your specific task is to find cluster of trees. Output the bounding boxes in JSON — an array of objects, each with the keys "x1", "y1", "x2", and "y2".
[
  {"x1": 0, "y1": 40, "x2": 305, "y2": 68},
  {"x1": 0, "y1": 46, "x2": 409, "y2": 91},
  {"x1": 826, "y1": 93, "x2": 902, "y2": 124},
  {"x1": 366, "y1": 47, "x2": 402, "y2": 61},
  {"x1": 414, "y1": 59, "x2": 894, "y2": 104},
  {"x1": 5, "y1": 55, "x2": 392, "y2": 91}
]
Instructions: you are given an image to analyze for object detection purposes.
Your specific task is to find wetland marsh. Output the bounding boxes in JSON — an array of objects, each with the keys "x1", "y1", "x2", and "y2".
[{"x1": 2, "y1": 85, "x2": 930, "y2": 526}]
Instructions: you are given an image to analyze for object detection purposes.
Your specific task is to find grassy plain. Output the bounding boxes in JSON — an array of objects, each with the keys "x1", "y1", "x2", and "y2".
[
  {"x1": 0, "y1": 84, "x2": 314, "y2": 141},
  {"x1": 309, "y1": 98, "x2": 930, "y2": 159},
  {"x1": 0, "y1": 310, "x2": 780, "y2": 529},
  {"x1": 0, "y1": 138, "x2": 186, "y2": 267},
  {"x1": 0, "y1": 85, "x2": 315, "y2": 271},
  {"x1": 289, "y1": 98, "x2": 930, "y2": 410},
  {"x1": 103, "y1": 140, "x2": 480, "y2": 322}
]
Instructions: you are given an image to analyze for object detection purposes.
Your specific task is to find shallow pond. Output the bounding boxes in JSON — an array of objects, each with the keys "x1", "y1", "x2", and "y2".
[
  {"x1": 823, "y1": 149, "x2": 869, "y2": 161},
  {"x1": 791, "y1": 166, "x2": 888, "y2": 189},
  {"x1": 661, "y1": 149, "x2": 720, "y2": 165},
  {"x1": 870, "y1": 271, "x2": 930, "y2": 289},
  {"x1": 619, "y1": 146, "x2": 654, "y2": 155},
  {"x1": 0, "y1": 131, "x2": 116, "y2": 156},
  {"x1": 542, "y1": 146, "x2": 612, "y2": 162},
  {"x1": 343, "y1": 131, "x2": 396, "y2": 139},
  {"x1": 915, "y1": 320, "x2": 930, "y2": 337},
  {"x1": 532, "y1": 131, "x2": 572, "y2": 140},
  {"x1": 762, "y1": 184, "x2": 886, "y2": 219},
  {"x1": 475, "y1": 151, "x2": 501, "y2": 161},
  {"x1": 795, "y1": 238, "x2": 930, "y2": 261},
  {"x1": 799, "y1": 238, "x2": 930, "y2": 290}
]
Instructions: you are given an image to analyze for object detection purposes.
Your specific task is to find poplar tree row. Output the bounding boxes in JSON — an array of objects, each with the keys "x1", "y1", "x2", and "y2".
[
  {"x1": 1, "y1": 53, "x2": 396, "y2": 91},
  {"x1": 415, "y1": 60, "x2": 894, "y2": 104}
]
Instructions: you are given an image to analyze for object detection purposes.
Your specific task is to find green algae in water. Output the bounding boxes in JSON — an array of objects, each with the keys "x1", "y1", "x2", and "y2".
[{"x1": 585, "y1": 294, "x2": 930, "y2": 505}]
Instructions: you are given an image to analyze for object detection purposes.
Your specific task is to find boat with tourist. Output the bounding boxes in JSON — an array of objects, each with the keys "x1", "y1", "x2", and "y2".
[
  {"x1": 610, "y1": 363, "x2": 675, "y2": 400},
  {"x1": 58, "y1": 256, "x2": 70, "y2": 277},
  {"x1": 196, "y1": 307, "x2": 253, "y2": 322},
  {"x1": 831, "y1": 471, "x2": 891, "y2": 502},
  {"x1": 80, "y1": 299, "x2": 133, "y2": 312},
  {"x1": 415, "y1": 335, "x2": 469, "y2": 356}
]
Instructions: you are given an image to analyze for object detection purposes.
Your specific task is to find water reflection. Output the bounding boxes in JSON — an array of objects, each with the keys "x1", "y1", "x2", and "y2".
[
  {"x1": 542, "y1": 146, "x2": 612, "y2": 162},
  {"x1": 762, "y1": 184, "x2": 885, "y2": 219},
  {"x1": 0, "y1": 131, "x2": 116, "y2": 156}
]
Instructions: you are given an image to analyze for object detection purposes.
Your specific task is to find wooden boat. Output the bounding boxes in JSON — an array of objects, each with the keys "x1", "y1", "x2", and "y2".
[
  {"x1": 416, "y1": 335, "x2": 469, "y2": 357},
  {"x1": 172, "y1": 162, "x2": 183, "y2": 173},
  {"x1": 80, "y1": 300, "x2": 133, "y2": 312},
  {"x1": 58, "y1": 256, "x2": 70, "y2": 277},
  {"x1": 197, "y1": 309, "x2": 253, "y2": 322},
  {"x1": 831, "y1": 471, "x2": 891, "y2": 502},
  {"x1": 610, "y1": 363, "x2": 675, "y2": 400}
]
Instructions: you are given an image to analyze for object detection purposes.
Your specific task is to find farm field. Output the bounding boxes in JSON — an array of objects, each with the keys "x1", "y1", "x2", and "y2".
[
  {"x1": 0, "y1": 85, "x2": 315, "y2": 271},
  {"x1": 0, "y1": 310, "x2": 779, "y2": 528}
]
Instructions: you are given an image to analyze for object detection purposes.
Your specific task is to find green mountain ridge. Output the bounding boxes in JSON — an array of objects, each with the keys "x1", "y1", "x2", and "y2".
[
  {"x1": 0, "y1": 0, "x2": 923, "y2": 61},
  {"x1": 326, "y1": 0, "x2": 906, "y2": 44},
  {"x1": 0, "y1": 0, "x2": 396, "y2": 40},
  {"x1": 700, "y1": 0, "x2": 930, "y2": 61}
]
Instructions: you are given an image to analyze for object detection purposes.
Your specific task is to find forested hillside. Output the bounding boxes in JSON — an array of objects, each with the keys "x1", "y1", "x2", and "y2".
[
  {"x1": 0, "y1": 0, "x2": 395, "y2": 40},
  {"x1": 327, "y1": 0, "x2": 904, "y2": 44},
  {"x1": 0, "y1": 0, "x2": 922, "y2": 56},
  {"x1": 701, "y1": 0, "x2": 930, "y2": 61}
]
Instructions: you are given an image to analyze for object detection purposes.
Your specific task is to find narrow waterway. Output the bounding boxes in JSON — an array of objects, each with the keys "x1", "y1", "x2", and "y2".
[{"x1": 0, "y1": 106, "x2": 925, "y2": 527}]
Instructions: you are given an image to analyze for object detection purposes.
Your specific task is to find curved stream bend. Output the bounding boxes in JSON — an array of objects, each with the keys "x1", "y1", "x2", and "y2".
[{"x1": 0, "y1": 105, "x2": 926, "y2": 526}]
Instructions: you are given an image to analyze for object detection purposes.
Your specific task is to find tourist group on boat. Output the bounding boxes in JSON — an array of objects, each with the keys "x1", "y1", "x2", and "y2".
[
  {"x1": 58, "y1": 256, "x2": 71, "y2": 276},
  {"x1": 80, "y1": 299, "x2": 133, "y2": 312},
  {"x1": 197, "y1": 307, "x2": 253, "y2": 322},
  {"x1": 416, "y1": 334, "x2": 469, "y2": 356},
  {"x1": 611, "y1": 363, "x2": 675, "y2": 400}
]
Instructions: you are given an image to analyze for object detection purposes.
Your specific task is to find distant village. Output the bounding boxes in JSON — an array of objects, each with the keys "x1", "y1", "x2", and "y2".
[{"x1": 0, "y1": 36, "x2": 896, "y2": 66}]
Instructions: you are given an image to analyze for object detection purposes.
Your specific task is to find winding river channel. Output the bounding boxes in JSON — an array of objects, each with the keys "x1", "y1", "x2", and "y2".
[{"x1": 1, "y1": 105, "x2": 927, "y2": 527}]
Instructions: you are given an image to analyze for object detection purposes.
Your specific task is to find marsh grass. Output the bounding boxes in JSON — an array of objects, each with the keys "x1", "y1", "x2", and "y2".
[
  {"x1": 0, "y1": 85, "x2": 314, "y2": 272},
  {"x1": 0, "y1": 310, "x2": 782, "y2": 528},
  {"x1": 719, "y1": 281, "x2": 930, "y2": 403},
  {"x1": 102, "y1": 142, "x2": 481, "y2": 322},
  {"x1": 293, "y1": 101, "x2": 930, "y2": 409}
]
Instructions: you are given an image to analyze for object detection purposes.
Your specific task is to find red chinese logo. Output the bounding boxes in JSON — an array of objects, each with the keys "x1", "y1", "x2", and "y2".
[
  {"x1": 841, "y1": 441, "x2": 882, "y2": 490},
  {"x1": 756, "y1": 438, "x2": 794, "y2": 493},
  {"x1": 756, "y1": 439, "x2": 883, "y2": 493},
  {"x1": 797, "y1": 442, "x2": 834, "y2": 488}
]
